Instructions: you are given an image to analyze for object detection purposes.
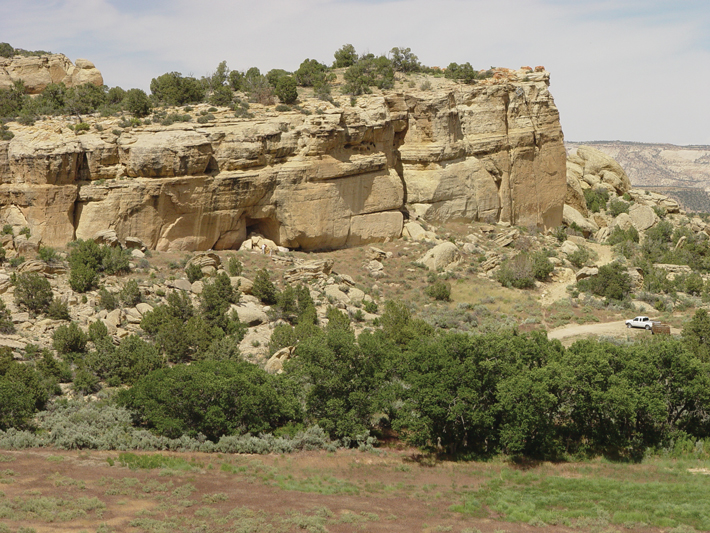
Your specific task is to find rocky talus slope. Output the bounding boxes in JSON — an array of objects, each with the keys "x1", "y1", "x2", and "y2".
[
  {"x1": 0, "y1": 54, "x2": 103, "y2": 94},
  {"x1": 0, "y1": 69, "x2": 565, "y2": 251}
]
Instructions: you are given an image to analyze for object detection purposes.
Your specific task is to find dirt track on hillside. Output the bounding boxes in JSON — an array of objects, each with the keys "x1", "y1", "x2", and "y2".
[{"x1": 548, "y1": 320, "x2": 681, "y2": 345}]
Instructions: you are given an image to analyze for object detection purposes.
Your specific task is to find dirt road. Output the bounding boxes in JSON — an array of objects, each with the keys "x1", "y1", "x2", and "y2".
[{"x1": 548, "y1": 320, "x2": 681, "y2": 345}]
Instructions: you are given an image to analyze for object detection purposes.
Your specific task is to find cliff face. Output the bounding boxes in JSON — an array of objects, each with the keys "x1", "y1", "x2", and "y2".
[
  {"x1": 0, "y1": 70, "x2": 565, "y2": 251},
  {"x1": 0, "y1": 54, "x2": 103, "y2": 94}
]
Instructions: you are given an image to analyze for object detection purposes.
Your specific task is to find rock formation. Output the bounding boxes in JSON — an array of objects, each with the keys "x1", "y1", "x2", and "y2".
[
  {"x1": 0, "y1": 69, "x2": 566, "y2": 251},
  {"x1": 0, "y1": 54, "x2": 103, "y2": 94}
]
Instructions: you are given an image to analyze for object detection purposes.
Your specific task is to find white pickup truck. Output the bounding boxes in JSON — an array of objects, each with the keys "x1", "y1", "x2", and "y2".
[{"x1": 625, "y1": 316, "x2": 659, "y2": 330}]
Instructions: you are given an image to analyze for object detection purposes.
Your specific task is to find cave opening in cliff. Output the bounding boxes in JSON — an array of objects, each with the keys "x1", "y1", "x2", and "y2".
[{"x1": 245, "y1": 217, "x2": 281, "y2": 245}]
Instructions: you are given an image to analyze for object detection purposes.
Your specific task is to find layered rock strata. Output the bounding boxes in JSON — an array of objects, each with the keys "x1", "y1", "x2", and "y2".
[{"x1": 0, "y1": 70, "x2": 566, "y2": 251}]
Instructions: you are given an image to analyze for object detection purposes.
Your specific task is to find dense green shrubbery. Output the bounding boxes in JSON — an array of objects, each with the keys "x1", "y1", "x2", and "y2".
[
  {"x1": 342, "y1": 56, "x2": 394, "y2": 95},
  {"x1": 425, "y1": 279, "x2": 451, "y2": 301},
  {"x1": 67, "y1": 240, "x2": 131, "y2": 292},
  {"x1": 252, "y1": 268, "x2": 278, "y2": 304},
  {"x1": 609, "y1": 198, "x2": 631, "y2": 217},
  {"x1": 275, "y1": 76, "x2": 298, "y2": 104},
  {"x1": 14, "y1": 272, "x2": 53, "y2": 315},
  {"x1": 577, "y1": 262, "x2": 632, "y2": 301},
  {"x1": 584, "y1": 187, "x2": 610, "y2": 213},
  {"x1": 444, "y1": 62, "x2": 493, "y2": 83},
  {"x1": 150, "y1": 72, "x2": 205, "y2": 106},
  {"x1": 333, "y1": 44, "x2": 358, "y2": 68},
  {"x1": 117, "y1": 360, "x2": 301, "y2": 441}
]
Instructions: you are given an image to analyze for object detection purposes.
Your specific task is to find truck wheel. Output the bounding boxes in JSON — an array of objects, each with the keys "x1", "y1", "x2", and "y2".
[
  {"x1": 645, "y1": 325, "x2": 651, "y2": 330},
  {"x1": 627, "y1": 324, "x2": 631, "y2": 328}
]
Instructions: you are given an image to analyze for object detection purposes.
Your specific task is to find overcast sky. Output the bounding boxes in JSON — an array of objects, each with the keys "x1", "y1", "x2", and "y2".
[{"x1": 2, "y1": 0, "x2": 709, "y2": 145}]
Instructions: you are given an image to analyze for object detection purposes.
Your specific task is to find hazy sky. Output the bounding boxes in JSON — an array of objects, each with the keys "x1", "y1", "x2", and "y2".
[{"x1": 2, "y1": 0, "x2": 709, "y2": 145}]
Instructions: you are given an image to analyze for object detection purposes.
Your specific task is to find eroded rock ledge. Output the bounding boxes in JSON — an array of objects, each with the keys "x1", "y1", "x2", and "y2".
[{"x1": 0, "y1": 70, "x2": 565, "y2": 251}]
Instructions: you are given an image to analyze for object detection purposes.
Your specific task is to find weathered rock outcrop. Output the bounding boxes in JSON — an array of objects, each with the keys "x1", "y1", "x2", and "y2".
[
  {"x1": 0, "y1": 69, "x2": 566, "y2": 251},
  {"x1": 0, "y1": 54, "x2": 103, "y2": 94}
]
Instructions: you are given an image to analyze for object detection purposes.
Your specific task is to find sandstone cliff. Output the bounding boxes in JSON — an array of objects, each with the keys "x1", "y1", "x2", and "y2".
[
  {"x1": 0, "y1": 69, "x2": 565, "y2": 251},
  {"x1": 0, "y1": 54, "x2": 103, "y2": 94}
]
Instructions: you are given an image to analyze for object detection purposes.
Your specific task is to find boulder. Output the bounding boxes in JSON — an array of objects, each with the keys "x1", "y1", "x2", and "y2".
[
  {"x1": 124, "y1": 236, "x2": 146, "y2": 250},
  {"x1": 575, "y1": 146, "x2": 631, "y2": 194},
  {"x1": 559, "y1": 240, "x2": 579, "y2": 256},
  {"x1": 325, "y1": 285, "x2": 350, "y2": 305},
  {"x1": 628, "y1": 204, "x2": 658, "y2": 231},
  {"x1": 403, "y1": 221, "x2": 428, "y2": 241},
  {"x1": 93, "y1": 229, "x2": 120, "y2": 247},
  {"x1": 575, "y1": 266, "x2": 598, "y2": 281},
  {"x1": 136, "y1": 302, "x2": 154, "y2": 315},
  {"x1": 186, "y1": 252, "x2": 221, "y2": 269},
  {"x1": 562, "y1": 205, "x2": 598, "y2": 237},
  {"x1": 611, "y1": 213, "x2": 633, "y2": 232},
  {"x1": 231, "y1": 276, "x2": 253, "y2": 295},
  {"x1": 232, "y1": 304, "x2": 268, "y2": 326},
  {"x1": 264, "y1": 346, "x2": 295, "y2": 374},
  {"x1": 417, "y1": 242, "x2": 462, "y2": 271}
]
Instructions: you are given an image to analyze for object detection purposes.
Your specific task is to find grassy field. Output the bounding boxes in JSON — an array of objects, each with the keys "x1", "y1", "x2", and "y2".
[{"x1": 1, "y1": 449, "x2": 710, "y2": 532}]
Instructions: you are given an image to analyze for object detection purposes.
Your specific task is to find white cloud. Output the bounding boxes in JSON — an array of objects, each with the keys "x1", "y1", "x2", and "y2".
[{"x1": 1, "y1": 0, "x2": 709, "y2": 144}]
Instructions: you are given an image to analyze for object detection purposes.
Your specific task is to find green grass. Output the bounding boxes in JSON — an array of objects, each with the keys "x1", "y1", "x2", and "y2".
[
  {"x1": 452, "y1": 466, "x2": 710, "y2": 530},
  {"x1": 116, "y1": 452, "x2": 202, "y2": 471}
]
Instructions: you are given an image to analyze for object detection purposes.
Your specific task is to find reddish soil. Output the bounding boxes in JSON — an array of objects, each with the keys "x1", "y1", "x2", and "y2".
[{"x1": 0, "y1": 448, "x2": 610, "y2": 533}]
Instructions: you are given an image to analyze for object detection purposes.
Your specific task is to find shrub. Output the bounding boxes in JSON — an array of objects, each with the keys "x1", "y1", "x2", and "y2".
[
  {"x1": 363, "y1": 300, "x2": 378, "y2": 314},
  {"x1": 227, "y1": 256, "x2": 243, "y2": 276},
  {"x1": 38, "y1": 246, "x2": 57, "y2": 263},
  {"x1": 1, "y1": 225, "x2": 12, "y2": 235},
  {"x1": 120, "y1": 279, "x2": 142, "y2": 307},
  {"x1": 150, "y1": 72, "x2": 205, "y2": 106},
  {"x1": 47, "y1": 298, "x2": 70, "y2": 321},
  {"x1": 583, "y1": 188, "x2": 610, "y2": 213},
  {"x1": 389, "y1": 47, "x2": 420, "y2": 72},
  {"x1": 0, "y1": 300, "x2": 14, "y2": 334},
  {"x1": 531, "y1": 251, "x2": 554, "y2": 281},
  {"x1": 19, "y1": 226, "x2": 30, "y2": 237},
  {"x1": 243, "y1": 72, "x2": 274, "y2": 105},
  {"x1": 200, "y1": 272, "x2": 238, "y2": 331},
  {"x1": 333, "y1": 44, "x2": 358, "y2": 68},
  {"x1": 117, "y1": 360, "x2": 301, "y2": 441},
  {"x1": 98, "y1": 288, "x2": 118, "y2": 310},
  {"x1": 607, "y1": 225, "x2": 639, "y2": 246},
  {"x1": 496, "y1": 253, "x2": 535, "y2": 289},
  {"x1": 252, "y1": 269, "x2": 278, "y2": 305},
  {"x1": 686, "y1": 273, "x2": 704, "y2": 296},
  {"x1": 14, "y1": 272, "x2": 53, "y2": 314},
  {"x1": 74, "y1": 122, "x2": 90, "y2": 132},
  {"x1": 72, "y1": 365, "x2": 100, "y2": 395},
  {"x1": 52, "y1": 322, "x2": 88, "y2": 355},
  {"x1": 419, "y1": 80, "x2": 432, "y2": 91},
  {"x1": 342, "y1": 56, "x2": 394, "y2": 95},
  {"x1": 185, "y1": 263, "x2": 203, "y2": 283},
  {"x1": 567, "y1": 246, "x2": 592, "y2": 269},
  {"x1": 425, "y1": 279, "x2": 451, "y2": 301},
  {"x1": 444, "y1": 62, "x2": 493, "y2": 83},
  {"x1": 107, "y1": 334, "x2": 164, "y2": 385},
  {"x1": 577, "y1": 262, "x2": 632, "y2": 301},
  {"x1": 609, "y1": 198, "x2": 631, "y2": 217},
  {"x1": 269, "y1": 324, "x2": 298, "y2": 355},
  {"x1": 124, "y1": 88, "x2": 152, "y2": 117},
  {"x1": 275, "y1": 76, "x2": 298, "y2": 104},
  {"x1": 208, "y1": 85, "x2": 233, "y2": 107},
  {"x1": 69, "y1": 263, "x2": 98, "y2": 293}
]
